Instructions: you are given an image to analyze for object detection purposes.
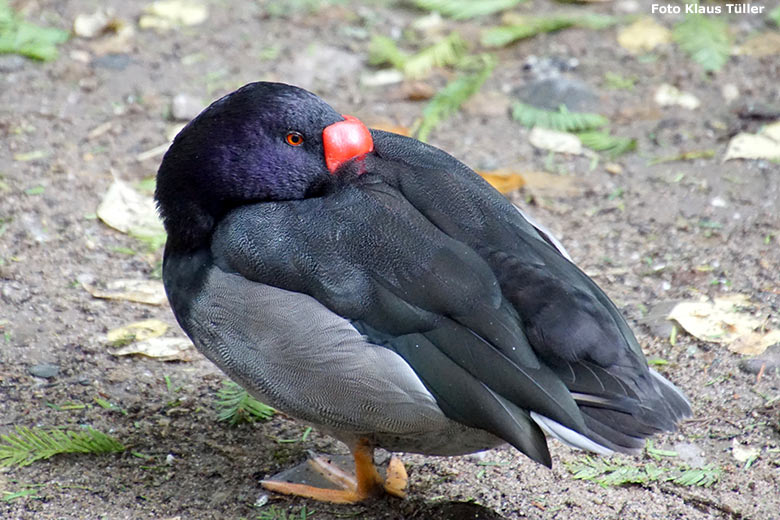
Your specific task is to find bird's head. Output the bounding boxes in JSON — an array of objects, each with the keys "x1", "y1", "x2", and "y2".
[{"x1": 155, "y1": 81, "x2": 374, "y2": 247}]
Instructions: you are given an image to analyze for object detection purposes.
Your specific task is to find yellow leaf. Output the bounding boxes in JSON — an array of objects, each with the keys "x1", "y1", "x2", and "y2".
[
  {"x1": 617, "y1": 18, "x2": 671, "y2": 54},
  {"x1": 110, "y1": 337, "x2": 196, "y2": 361},
  {"x1": 736, "y1": 32, "x2": 780, "y2": 57},
  {"x1": 80, "y1": 277, "x2": 168, "y2": 306},
  {"x1": 106, "y1": 319, "x2": 169, "y2": 344},
  {"x1": 477, "y1": 169, "x2": 526, "y2": 194},
  {"x1": 668, "y1": 295, "x2": 780, "y2": 355}
]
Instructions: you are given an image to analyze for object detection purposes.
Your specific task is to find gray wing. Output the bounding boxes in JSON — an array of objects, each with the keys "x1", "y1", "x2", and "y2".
[{"x1": 167, "y1": 254, "x2": 453, "y2": 440}]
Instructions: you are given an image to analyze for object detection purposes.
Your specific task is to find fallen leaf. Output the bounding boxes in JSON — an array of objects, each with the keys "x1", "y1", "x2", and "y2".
[
  {"x1": 139, "y1": 0, "x2": 208, "y2": 31},
  {"x1": 523, "y1": 171, "x2": 583, "y2": 197},
  {"x1": 736, "y1": 32, "x2": 780, "y2": 57},
  {"x1": 367, "y1": 120, "x2": 411, "y2": 136},
  {"x1": 668, "y1": 295, "x2": 780, "y2": 355},
  {"x1": 529, "y1": 127, "x2": 584, "y2": 155},
  {"x1": 110, "y1": 337, "x2": 195, "y2": 362},
  {"x1": 654, "y1": 84, "x2": 700, "y2": 110},
  {"x1": 402, "y1": 81, "x2": 437, "y2": 101},
  {"x1": 80, "y1": 277, "x2": 168, "y2": 306},
  {"x1": 106, "y1": 319, "x2": 169, "y2": 345},
  {"x1": 477, "y1": 169, "x2": 526, "y2": 194},
  {"x1": 97, "y1": 179, "x2": 166, "y2": 242},
  {"x1": 724, "y1": 121, "x2": 780, "y2": 161},
  {"x1": 617, "y1": 18, "x2": 672, "y2": 54}
]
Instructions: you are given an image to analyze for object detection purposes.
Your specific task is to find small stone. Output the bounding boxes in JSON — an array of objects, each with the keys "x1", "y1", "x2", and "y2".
[
  {"x1": 166, "y1": 454, "x2": 175, "y2": 465},
  {"x1": 517, "y1": 77, "x2": 598, "y2": 112},
  {"x1": 29, "y1": 363, "x2": 60, "y2": 379},
  {"x1": 674, "y1": 442, "x2": 707, "y2": 468},
  {"x1": 91, "y1": 53, "x2": 131, "y2": 70},
  {"x1": 605, "y1": 163, "x2": 623, "y2": 175},
  {"x1": 171, "y1": 94, "x2": 204, "y2": 121},
  {"x1": 710, "y1": 196, "x2": 727, "y2": 208},
  {"x1": 739, "y1": 344, "x2": 780, "y2": 376},
  {"x1": 0, "y1": 55, "x2": 26, "y2": 73},
  {"x1": 721, "y1": 84, "x2": 739, "y2": 103}
]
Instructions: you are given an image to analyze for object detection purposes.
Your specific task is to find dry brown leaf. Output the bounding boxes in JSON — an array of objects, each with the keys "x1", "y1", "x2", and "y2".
[
  {"x1": 106, "y1": 319, "x2": 169, "y2": 345},
  {"x1": 139, "y1": 0, "x2": 208, "y2": 31},
  {"x1": 668, "y1": 295, "x2": 780, "y2": 355},
  {"x1": 523, "y1": 171, "x2": 583, "y2": 197},
  {"x1": 81, "y1": 277, "x2": 168, "y2": 306},
  {"x1": 477, "y1": 169, "x2": 526, "y2": 194},
  {"x1": 736, "y1": 32, "x2": 780, "y2": 57},
  {"x1": 617, "y1": 18, "x2": 671, "y2": 54},
  {"x1": 367, "y1": 120, "x2": 411, "y2": 136},
  {"x1": 110, "y1": 337, "x2": 196, "y2": 362}
]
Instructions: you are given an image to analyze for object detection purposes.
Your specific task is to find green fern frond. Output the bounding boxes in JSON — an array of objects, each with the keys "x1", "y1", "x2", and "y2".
[
  {"x1": 368, "y1": 35, "x2": 408, "y2": 70},
  {"x1": 412, "y1": 0, "x2": 525, "y2": 20},
  {"x1": 0, "y1": 0, "x2": 69, "y2": 61},
  {"x1": 673, "y1": 14, "x2": 731, "y2": 72},
  {"x1": 482, "y1": 16, "x2": 573, "y2": 47},
  {"x1": 416, "y1": 54, "x2": 495, "y2": 142},
  {"x1": 0, "y1": 426, "x2": 124, "y2": 468},
  {"x1": 512, "y1": 102, "x2": 608, "y2": 132},
  {"x1": 670, "y1": 465, "x2": 721, "y2": 487},
  {"x1": 576, "y1": 130, "x2": 637, "y2": 158},
  {"x1": 482, "y1": 14, "x2": 618, "y2": 47},
  {"x1": 404, "y1": 32, "x2": 468, "y2": 79},
  {"x1": 566, "y1": 456, "x2": 721, "y2": 488},
  {"x1": 215, "y1": 380, "x2": 275, "y2": 425},
  {"x1": 770, "y1": 6, "x2": 780, "y2": 27},
  {"x1": 370, "y1": 33, "x2": 468, "y2": 79}
]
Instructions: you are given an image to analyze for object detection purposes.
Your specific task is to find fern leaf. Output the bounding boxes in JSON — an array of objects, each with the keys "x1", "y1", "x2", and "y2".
[
  {"x1": 412, "y1": 0, "x2": 525, "y2": 20},
  {"x1": 416, "y1": 54, "x2": 495, "y2": 142},
  {"x1": 404, "y1": 32, "x2": 468, "y2": 79},
  {"x1": 669, "y1": 466, "x2": 721, "y2": 487},
  {"x1": 215, "y1": 380, "x2": 275, "y2": 425},
  {"x1": 770, "y1": 6, "x2": 780, "y2": 27},
  {"x1": 0, "y1": 0, "x2": 69, "y2": 61},
  {"x1": 369, "y1": 33, "x2": 467, "y2": 79},
  {"x1": 368, "y1": 35, "x2": 408, "y2": 70},
  {"x1": 673, "y1": 14, "x2": 731, "y2": 72},
  {"x1": 482, "y1": 17, "x2": 574, "y2": 47},
  {"x1": 482, "y1": 14, "x2": 618, "y2": 48},
  {"x1": 577, "y1": 130, "x2": 637, "y2": 158},
  {"x1": 512, "y1": 102, "x2": 608, "y2": 132},
  {"x1": 566, "y1": 456, "x2": 722, "y2": 488},
  {"x1": 0, "y1": 426, "x2": 124, "y2": 468}
]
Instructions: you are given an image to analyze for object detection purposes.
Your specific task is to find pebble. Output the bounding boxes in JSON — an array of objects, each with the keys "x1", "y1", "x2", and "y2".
[
  {"x1": 29, "y1": 363, "x2": 60, "y2": 379},
  {"x1": 171, "y1": 94, "x2": 204, "y2": 121},
  {"x1": 0, "y1": 55, "x2": 26, "y2": 73},
  {"x1": 517, "y1": 77, "x2": 598, "y2": 112},
  {"x1": 673, "y1": 442, "x2": 707, "y2": 468},
  {"x1": 91, "y1": 53, "x2": 131, "y2": 70},
  {"x1": 1, "y1": 281, "x2": 32, "y2": 305},
  {"x1": 739, "y1": 344, "x2": 780, "y2": 376}
]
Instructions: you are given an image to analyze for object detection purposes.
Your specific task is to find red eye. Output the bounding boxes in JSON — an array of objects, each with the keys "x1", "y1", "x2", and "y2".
[{"x1": 285, "y1": 132, "x2": 304, "y2": 146}]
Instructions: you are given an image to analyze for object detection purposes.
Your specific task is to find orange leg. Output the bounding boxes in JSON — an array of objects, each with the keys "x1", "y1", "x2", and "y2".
[{"x1": 261, "y1": 440, "x2": 408, "y2": 504}]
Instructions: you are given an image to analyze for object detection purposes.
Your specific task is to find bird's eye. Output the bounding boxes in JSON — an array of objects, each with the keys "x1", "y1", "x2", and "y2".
[{"x1": 285, "y1": 132, "x2": 304, "y2": 146}]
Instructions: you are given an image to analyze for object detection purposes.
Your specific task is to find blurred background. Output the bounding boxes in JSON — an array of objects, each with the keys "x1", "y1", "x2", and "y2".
[{"x1": 1, "y1": 0, "x2": 779, "y2": 519}]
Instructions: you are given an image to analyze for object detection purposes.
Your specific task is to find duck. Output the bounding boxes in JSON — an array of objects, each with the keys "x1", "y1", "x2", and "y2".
[{"x1": 155, "y1": 81, "x2": 691, "y2": 503}]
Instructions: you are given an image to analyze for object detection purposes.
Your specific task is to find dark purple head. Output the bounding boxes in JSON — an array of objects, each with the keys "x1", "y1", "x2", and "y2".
[{"x1": 155, "y1": 82, "x2": 346, "y2": 248}]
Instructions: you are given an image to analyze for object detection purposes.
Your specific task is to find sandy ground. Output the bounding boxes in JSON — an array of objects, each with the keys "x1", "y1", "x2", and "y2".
[{"x1": 1, "y1": 1, "x2": 778, "y2": 519}]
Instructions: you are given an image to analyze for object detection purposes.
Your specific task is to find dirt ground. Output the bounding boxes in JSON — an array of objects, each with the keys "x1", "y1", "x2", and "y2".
[{"x1": 1, "y1": 1, "x2": 779, "y2": 519}]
